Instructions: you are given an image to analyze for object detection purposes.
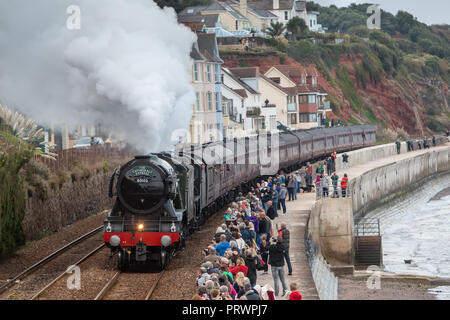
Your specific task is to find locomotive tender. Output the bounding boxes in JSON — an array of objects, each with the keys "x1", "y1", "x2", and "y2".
[{"x1": 104, "y1": 125, "x2": 376, "y2": 270}]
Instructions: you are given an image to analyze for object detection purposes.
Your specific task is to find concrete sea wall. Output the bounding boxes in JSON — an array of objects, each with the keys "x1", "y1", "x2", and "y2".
[
  {"x1": 350, "y1": 146, "x2": 450, "y2": 221},
  {"x1": 305, "y1": 141, "x2": 450, "y2": 299}
]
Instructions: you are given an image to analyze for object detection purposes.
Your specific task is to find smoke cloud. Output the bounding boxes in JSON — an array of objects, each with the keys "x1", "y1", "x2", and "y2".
[{"x1": 0, "y1": 0, "x2": 196, "y2": 152}]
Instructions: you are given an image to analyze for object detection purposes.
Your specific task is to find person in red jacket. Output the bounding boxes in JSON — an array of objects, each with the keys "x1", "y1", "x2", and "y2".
[
  {"x1": 289, "y1": 283, "x2": 302, "y2": 300},
  {"x1": 341, "y1": 173, "x2": 349, "y2": 198},
  {"x1": 229, "y1": 257, "x2": 248, "y2": 276}
]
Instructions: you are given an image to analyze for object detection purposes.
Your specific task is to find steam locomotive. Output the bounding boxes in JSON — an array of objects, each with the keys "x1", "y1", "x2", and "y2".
[{"x1": 103, "y1": 125, "x2": 376, "y2": 270}]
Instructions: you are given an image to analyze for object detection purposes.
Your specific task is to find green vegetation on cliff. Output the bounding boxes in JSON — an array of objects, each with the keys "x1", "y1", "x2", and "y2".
[
  {"x1": 313, "y1": 3, "x2": 449, "y2": 60},
  {"x1": 0, "y1": 132, "x2": 35, "y2": 255},
  {"x1": 281, "y1": 8, "x2": 449, "y2": 134},
  {"x1": 0, "y1": 105, "x2": 53, "y2": 256}
]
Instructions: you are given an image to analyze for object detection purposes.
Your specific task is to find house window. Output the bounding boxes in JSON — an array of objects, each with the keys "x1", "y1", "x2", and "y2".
[
  {"x1": 302, "y1": 76, "x2": 306, "y2": 84},
  {"x1": 208, "y1": 92, "x2": 212, "y2": 110},
  {"x1": 194, "y1": 64, "x2": 199, "y2": 81},
  {"x1": 289, "y1": 113, "x2": 297, "y2": 124},
  {"x1": 271, "y1": 77, "x2": 281, "y2": 84},
  {"x1": 310, "y1": 20, "x2": 313, "y2": 28},
  {"x1": 195, "y1": 92, "x2": 200, "y2": 111},
  {"x1": 215, "y1": 92, "x2": 221, "y2": 111},
  {"x1": 214, "y1": 64, "x2": 220, "y2": 82},
  {"x1": 312, "y1": 77, "x2": 317, "y2": 85},
  {"x1": 308, "y1": 95, "x2": 316, "y2": 104},
  {"x1": 309, "y1": 113, "x2": 317, "y2": 122},
  {"x1": 299, "y1": 95, "x2": 308, "y2": 104},
  {"x1": 299, "y1": 113, "x2": 308, "y2": 123},
  {"x1": 207, "y1": 65, "x2": 211, "y2": 82},
  {"x1": 285, "y1": 11, "x2": 288, "y2": 20}
]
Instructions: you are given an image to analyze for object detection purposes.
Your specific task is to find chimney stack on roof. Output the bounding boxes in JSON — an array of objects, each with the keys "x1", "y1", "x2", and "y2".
[
  {"x1": 240, "y1": 0, "x2": 248, "y2": 17},
  {"x1": 273, "y1": 0, "x2": 280, "y2": 10}
]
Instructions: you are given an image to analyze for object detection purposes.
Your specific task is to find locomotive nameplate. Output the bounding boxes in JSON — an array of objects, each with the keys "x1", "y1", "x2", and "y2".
[{"x1": 127, "y1": 166, "x2": 153, "y2": 178}]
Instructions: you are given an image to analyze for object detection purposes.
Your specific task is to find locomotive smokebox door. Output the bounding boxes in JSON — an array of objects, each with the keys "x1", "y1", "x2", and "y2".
[{"x1": 135, "y1": 243, "x2": 147, "y2": 262}]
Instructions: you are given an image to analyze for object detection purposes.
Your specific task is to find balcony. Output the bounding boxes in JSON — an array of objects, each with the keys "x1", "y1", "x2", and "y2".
[
  {"x1": 318, "y1": 101, "x2": 331, "y2": 110},
  {"x1": 287, "y1": 103, "x2": 297, "y2": 112},
  {"x1": 262, "y1": 104, "x2": 276, "y2": 108},
  {"x1": 246, "y1": 107, "x2": 262, "y2": 118}
]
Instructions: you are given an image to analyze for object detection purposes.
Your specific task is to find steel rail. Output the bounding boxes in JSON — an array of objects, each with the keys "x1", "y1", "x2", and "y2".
[
  {"x1": 30, "y1": 243, "x2": 105, "y2": 300},
  {"x1": 93, "y1": 271, "x2": 121, "y2": 300},
  {"x1": 144, "y1": 270, "x2": 165, "y2": 300},
  {"x1": 0, "y1": 225, "x2": 103, "y2": 294}
]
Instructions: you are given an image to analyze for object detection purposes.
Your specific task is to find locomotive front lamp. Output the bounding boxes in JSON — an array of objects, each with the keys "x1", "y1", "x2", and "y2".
[{"x1": 137, "y1": 223, "x2": 144, "y2": 231}]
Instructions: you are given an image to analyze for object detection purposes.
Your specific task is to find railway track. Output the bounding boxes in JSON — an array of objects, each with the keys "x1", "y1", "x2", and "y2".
[
  {"x1": 0, "y1": 226, "x2": 104, "y2": 299},
  {"x1": 94, "y1": 264, "x2": 167, "y2": 300},
  {"x1": 31, "y1": 243, "x2": 106, "y2": 300}
]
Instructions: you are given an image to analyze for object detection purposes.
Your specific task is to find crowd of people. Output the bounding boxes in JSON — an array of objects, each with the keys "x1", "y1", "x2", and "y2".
[{"x1": 193, "y1": 152, "x2": 350, "y2": 300}]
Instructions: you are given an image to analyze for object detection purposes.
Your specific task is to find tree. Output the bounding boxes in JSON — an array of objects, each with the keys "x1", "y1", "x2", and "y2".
[
  {"x1": 265, "y1": 22, "x2": 286, "y2": 38},
  {"x1": 286, "y1": 17, "x2": 309, "y2": 38}
]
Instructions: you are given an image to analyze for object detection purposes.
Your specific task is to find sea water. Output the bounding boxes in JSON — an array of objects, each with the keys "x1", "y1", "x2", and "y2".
[{"x1": 381, "y1": 194, "x2": 450, "y2": 300}]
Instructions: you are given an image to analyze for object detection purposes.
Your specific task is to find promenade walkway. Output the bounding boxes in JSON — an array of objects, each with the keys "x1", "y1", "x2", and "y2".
[{"x1": 257, "y1": 142, "x2": 450, "y2": 300}]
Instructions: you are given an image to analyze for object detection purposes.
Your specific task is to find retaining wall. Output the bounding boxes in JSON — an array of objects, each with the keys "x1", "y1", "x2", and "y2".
[
  {"x1": 305, "y1": 141, "x2": 450, "y2": 299},
  {"x1": 350, "y1": 146, "x2": 450, "y2": 221}
]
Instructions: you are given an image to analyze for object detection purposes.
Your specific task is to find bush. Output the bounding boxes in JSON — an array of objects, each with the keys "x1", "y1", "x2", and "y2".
[
  {"x1": 0, "y1": 132, "x2": 35, "y2": 256},
  {"x1": 426, "y1": 118, "x2": 444, "y2": 132},
  {"x1": 287, "y1": 39, "x2": 317, "y2": 64},
  {"x1": 336, "y1": 66, "x2": 365, "y2": 112}
]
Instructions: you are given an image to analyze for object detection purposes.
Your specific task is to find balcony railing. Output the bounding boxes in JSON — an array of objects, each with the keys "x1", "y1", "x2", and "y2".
[
  {"x1": 262, "y1": 104, "x2": 276, "y2": 108},
  {"x1": 246, "y1": 107, "x2": 262, "y2": 117},
  {"x1": 287, "y1": 103, "x2": 297, "y2": 112},
  {"x1": 318, "y1": 101, "x2": 331, "y2": 110}
]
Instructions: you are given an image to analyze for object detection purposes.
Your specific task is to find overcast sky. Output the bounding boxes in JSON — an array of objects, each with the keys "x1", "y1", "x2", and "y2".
[{"x1": 315, "y1": 0, "x2": 449, "y2": 25}]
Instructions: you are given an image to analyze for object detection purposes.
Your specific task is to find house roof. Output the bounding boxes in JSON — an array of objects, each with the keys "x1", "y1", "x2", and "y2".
[
  {"x1": 178, "y1": 6, "x2": 207, "y2": 16},
  {"x1": 182, "y1": 21, "x2": 206, "y2": 32},
  {"x1": 247, "y1": 0, "x2": 296, "y2": 11},
  {"x1": 228, "y1": 67, "x2": 259, "y2": 78},
  {"x1": 178, "y1": 14, "x2": 219, "y2": 28},
  {"x1": 269, "y1": 65, "x2": 307, "y2": 85},
  {"x1": 297, "y1": 84, "x2": 327, "y2": 94},
  {"x1": 222, "y1": 83, "x2": 246, "y2": 99},
  {"x1": 197, "y1": 33, "x2": 223, "y2": 63},
  {"x1": 305, "y1": 65, "x2": 318, "y2": 77},
  {"x1": 233, "y1": 89, "x2": 248, "y2": 98},
  {"x1": 203, "y1": 2, "x2": 249, "y2": 21},
  {"x1": 251, "y1": 8, "x2": 278, "y2": 18},
  {"x1": 222, "y1": 67, "x2": 259, "y2": 95},
  {"x1": 260, "y1": 74, "x2": 296, "y2": 96},
  {"x1": 272, "y1": 65, "x2": 306, "y2": 77}
]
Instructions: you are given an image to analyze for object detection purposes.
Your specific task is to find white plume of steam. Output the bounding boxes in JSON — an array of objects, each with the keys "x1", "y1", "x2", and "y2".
[{"x1": 0, "y1": 0, "x2": 196, "y2": 152}]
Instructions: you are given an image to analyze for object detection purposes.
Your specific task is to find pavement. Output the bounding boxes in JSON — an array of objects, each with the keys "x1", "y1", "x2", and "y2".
[{"x1": 255, "y1": 142, "x2": 450, "y2": 300}]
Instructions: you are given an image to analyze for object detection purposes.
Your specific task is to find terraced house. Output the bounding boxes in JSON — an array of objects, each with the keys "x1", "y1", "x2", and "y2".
[
  {"x1": 190, "y1": 33, "x2": 224, "y2": 144},
  {"x1": 265, "y1": 64, "x2": 330, "y2": 129}
]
